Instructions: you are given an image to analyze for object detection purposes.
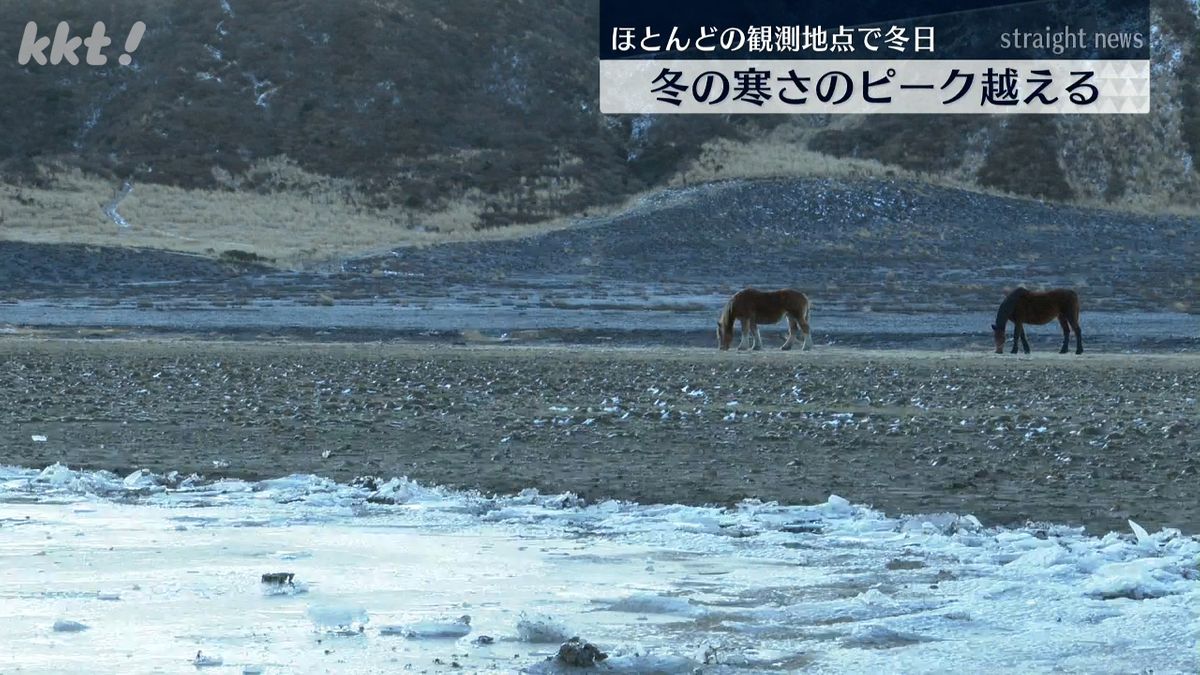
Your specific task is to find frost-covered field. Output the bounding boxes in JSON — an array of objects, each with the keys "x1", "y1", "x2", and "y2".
[{"x1": 1, "y1": 464, "x2": 1197, "y2": 674}]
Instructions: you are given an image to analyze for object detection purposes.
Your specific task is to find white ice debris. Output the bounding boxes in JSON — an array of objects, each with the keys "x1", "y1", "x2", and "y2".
[
  {"x1": 0, "y1": 464, "x2": 1197, "y2": 673},
  {"x1": 843, "y1": 624, "x2": 933, "y2": 648},
  {"x1": 853, "y1": 588, "x2": 899, "y2": 608},
  {"x1": 603, "y1": 593, "x2": 702, "y2": 617},
  {"x1": 516, "y1": 612, "x2": 572, "y2": 643},
  {"x1": 1129, "y1": 519, "x2": 1157, "y2": 550},
  {"x1": 306, "y1": 603, "x2": 369, "y2": 633},
  {"x1": 367, "y1": 476, "x2": 440, "y2": 504},
  {"x1": 191, "y1": 651, "x2": 223, "y2": 667},
  {"x1": 821, "y1": 494, "x2": 855, "y2": 515},
  {"x1": 1082, "y1": 558, "x2": 1184, "y2": 600},
  {"x1": 122, "y1": 469, "x2": 162, "y2": 493},
  {"x1": 379, "y1": 614, "x2": 471, "y2": 639},
  {"x1": 52, "y1": 619, "x2": 89, "y2": 632}
]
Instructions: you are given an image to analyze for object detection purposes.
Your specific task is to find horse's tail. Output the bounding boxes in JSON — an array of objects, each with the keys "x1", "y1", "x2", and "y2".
[{"x1": 804, "y1": 295, "x2": 811, "y2": 323}]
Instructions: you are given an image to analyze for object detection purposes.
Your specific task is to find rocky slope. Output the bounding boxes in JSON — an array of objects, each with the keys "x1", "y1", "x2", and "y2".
[{"x1": 1, "y1": 0, "x2": 1197, "y2": 247}]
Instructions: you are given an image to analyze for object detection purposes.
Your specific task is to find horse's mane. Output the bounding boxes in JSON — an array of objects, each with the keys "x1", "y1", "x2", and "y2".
[
  {"x1": 994, "y1": 287, "x2": 1028, "y2": 327},
  {"x1": 718, "y1": 300, "x2": 733, "y2": 329}
]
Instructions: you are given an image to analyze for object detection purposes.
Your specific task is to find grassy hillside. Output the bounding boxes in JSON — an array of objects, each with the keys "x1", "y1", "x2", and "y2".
[{"x1": 1, "y1": 0, "x2": 1197, "y2": 265}]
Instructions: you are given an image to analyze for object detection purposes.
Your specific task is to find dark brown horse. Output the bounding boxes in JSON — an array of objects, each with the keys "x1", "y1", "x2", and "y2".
[
  {"x1": 718, "y1": 288, "x2": 812, "y2": 351},
  {"x1": 992, "y1": 287, "x2": 1083, "y2": 354}
]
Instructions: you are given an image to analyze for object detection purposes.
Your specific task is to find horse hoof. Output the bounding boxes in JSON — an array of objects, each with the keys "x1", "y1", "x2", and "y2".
[
  {"x1": 780, "y1": 344, "x2": 792, "y2": 351},
  {"x1": 1076, "y1": 350, "x2": 1084, "y2": 355}
]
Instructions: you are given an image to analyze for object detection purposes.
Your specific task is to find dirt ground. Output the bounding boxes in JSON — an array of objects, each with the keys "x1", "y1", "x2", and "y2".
[{"x1": 1, "y1": 338, "x2": 1196, "y2": 535}]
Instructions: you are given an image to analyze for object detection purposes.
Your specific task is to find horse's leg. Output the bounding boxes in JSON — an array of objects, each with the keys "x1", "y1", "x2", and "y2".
[
  {"x1": 1058, "y1": 316, "x2": 1070, "y2": 354},
  {"x1": 781, "y1": 316, "x2": 796, "y2": 351},
  {"x1": 751, "y1": 320, "x2": 763, "y2": 351},
  {"x1": 738, "y1": 318, "x2": 749, "y2": 351},
  {"x1": 1071, "y1": 317, "x2": 1083, "y2": 354},
  {"x1": 1019, "y1": 324, "x2": 1031, "y2": 354},
  {"x1": 799, "y1": 313, "x2": 812, "y2": 351},
  {"x1": 1011, "y1": 321, "x2": 1021, "y2": 354}
]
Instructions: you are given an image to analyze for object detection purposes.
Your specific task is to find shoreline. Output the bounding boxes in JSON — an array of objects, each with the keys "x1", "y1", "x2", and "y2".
[{"x1": 1, "y1": 337, "x2": 1196, "y2": 534}]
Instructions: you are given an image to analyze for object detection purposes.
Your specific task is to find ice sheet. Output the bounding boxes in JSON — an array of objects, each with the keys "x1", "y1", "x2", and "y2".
[{"x1": 0, "y1": 463, "x2": 1196, "y2": 673}]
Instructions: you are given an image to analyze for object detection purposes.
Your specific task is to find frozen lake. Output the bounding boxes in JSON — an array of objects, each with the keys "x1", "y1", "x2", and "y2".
[
  {"x1": 0, "y1": 465, "x2": 1197, "y2": 674},
  {"x1": 3, "y1": 298, "x2": 1197, "y2": 351}
]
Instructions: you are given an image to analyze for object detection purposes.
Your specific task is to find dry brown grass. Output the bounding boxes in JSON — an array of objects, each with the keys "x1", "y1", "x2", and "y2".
[
  {"x1": 0, "y1": 160, "x2": 603, "y2": 268},
  {"x1": 667, "y1": 120, "x2": 1200, "y2": 218},
  {"x1": 3, "y1": 131, "x2": 1196, "y2": 270},
  {"x1": 667, "y1": 122, "x2": 1028, "y2": 202}
]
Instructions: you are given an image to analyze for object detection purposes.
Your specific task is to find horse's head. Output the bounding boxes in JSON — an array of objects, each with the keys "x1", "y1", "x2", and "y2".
[
  {"x1": 991, "y1": 323, "x2": 1005, "y2": 354},
  {"x1": 717, "y1": 319, "x2": 731, "y2": 350}
]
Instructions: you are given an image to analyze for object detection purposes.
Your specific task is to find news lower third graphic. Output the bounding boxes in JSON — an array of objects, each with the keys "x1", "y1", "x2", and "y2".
[{"x1": 599, "y1": 0, "x2": 1150, "y2": 114}]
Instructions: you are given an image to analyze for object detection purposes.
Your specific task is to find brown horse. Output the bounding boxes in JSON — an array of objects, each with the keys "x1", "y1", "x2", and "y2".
[
  {"x1": 718, "y1": 288, "x2": 812, "y2": 351},
  {"x1": 992, "y1": 287, "x2": 1083, "y2": 354}
]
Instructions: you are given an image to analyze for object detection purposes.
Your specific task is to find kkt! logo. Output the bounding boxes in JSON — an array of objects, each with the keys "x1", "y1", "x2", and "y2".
[{"x1": 18, "y1": 21, "x2": 146, "y2": 66}]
